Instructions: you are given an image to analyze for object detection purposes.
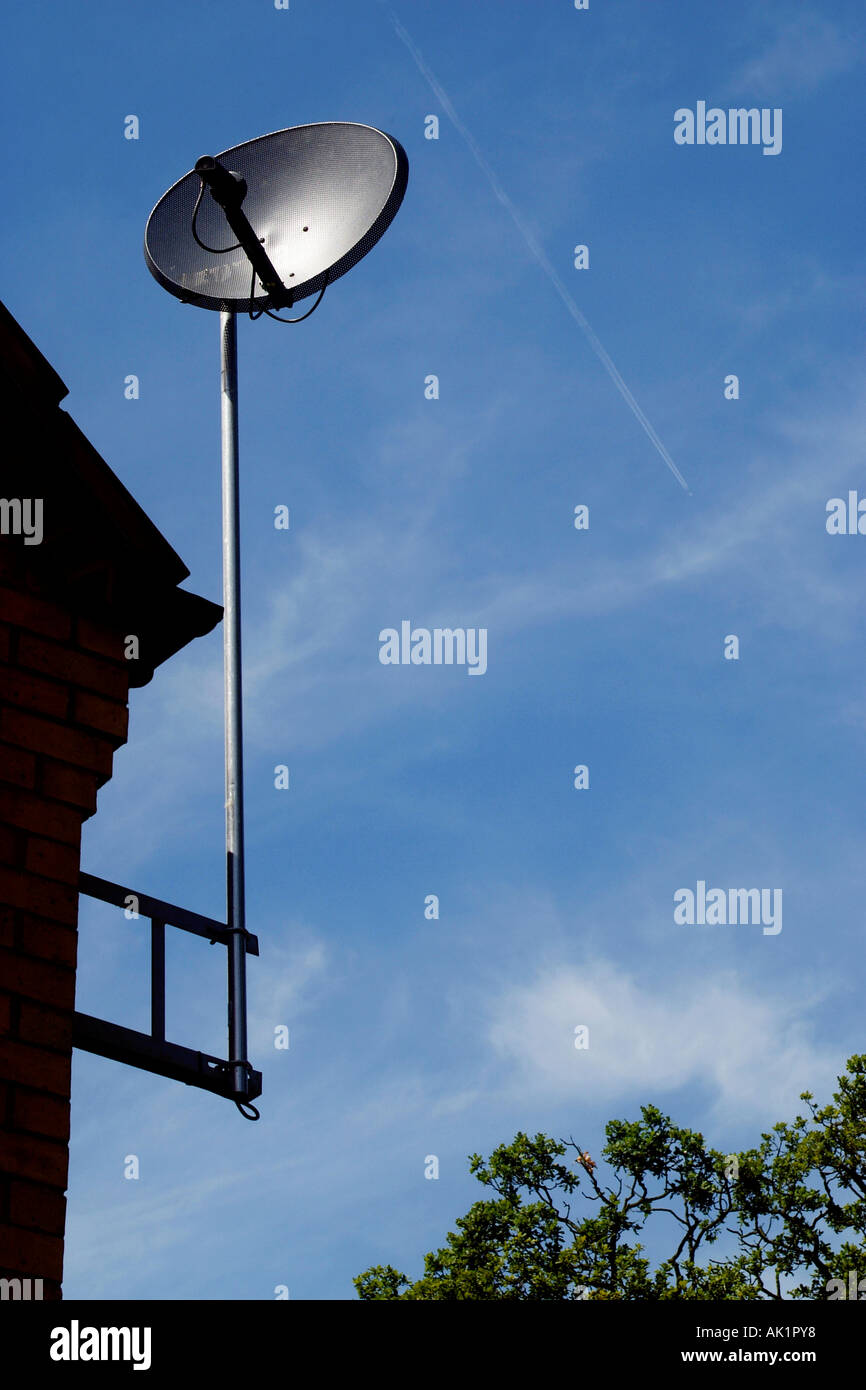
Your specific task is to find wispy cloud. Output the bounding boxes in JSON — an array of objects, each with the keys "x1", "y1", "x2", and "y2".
[
  {"x1": 486, "y1": 959, "x2": 839, "y2": 1125},
  {"x1": 731, "y1": 15, "x2": 860, "y2": 96},
  {"x1": 248, "y1": 934, "x2": 330, "y2": 1054},
  {"x1": 379, "y1": 3, "x2": 689, "y2": 491},
  {"x1": 87, "y1": 378, "x2": 866, "y2": 879}
]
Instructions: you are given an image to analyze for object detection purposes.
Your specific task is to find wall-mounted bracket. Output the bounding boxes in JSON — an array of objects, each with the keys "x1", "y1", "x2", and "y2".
[{"x1": 72, "y1": 872, "x2": 262, "y2": 1105}]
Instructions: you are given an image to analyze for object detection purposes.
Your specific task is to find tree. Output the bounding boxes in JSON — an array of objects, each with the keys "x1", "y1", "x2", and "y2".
[{"x1": 354, "y1": 1054, "x2": 866, "y2": 1300}]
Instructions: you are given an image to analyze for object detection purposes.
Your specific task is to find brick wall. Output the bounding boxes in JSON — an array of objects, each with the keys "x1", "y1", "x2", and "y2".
[
  {"x1": 0, "y1": 296, "x2": 221, "y2": 1300},
  {"x1": 0, "y1": 549, "x2": 131, "y2": 1300}
]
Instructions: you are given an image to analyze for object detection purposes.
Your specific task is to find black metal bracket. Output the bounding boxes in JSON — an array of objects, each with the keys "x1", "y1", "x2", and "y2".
[
  {"x1": 195, "y1": 154, "x2": 294, "y2": 308},
  {"x1": 73, "y1": 872, "x2": 262, "y2": 1104}
]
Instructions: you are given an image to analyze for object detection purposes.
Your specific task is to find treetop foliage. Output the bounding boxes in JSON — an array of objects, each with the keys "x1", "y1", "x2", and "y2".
[{"x1": 355, "y1": 1054, "x2": 866, "y2": 1300}]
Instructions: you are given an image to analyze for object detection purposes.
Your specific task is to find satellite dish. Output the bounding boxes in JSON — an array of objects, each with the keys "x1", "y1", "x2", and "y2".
[
  {"x1": 143, "y1": 121, "x2": 408, "y2": 1115},
  {"x1": 145, "y1": 121, "x2": 409, "y2": 313}
]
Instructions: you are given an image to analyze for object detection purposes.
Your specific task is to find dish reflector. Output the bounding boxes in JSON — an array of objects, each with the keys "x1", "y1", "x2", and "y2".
[{"x1": 145, "y1": 122, "x2": 408, "y2": 312}]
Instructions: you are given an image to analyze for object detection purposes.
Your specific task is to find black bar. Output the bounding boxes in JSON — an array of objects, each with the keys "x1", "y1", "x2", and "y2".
[
  {"x1": 151, "y1": 920, "x2": 165, "y2": 1042},
  {"x1": 195, "y1": 155, "x2": 292, "y2": 307},
  {"x1": 79, "y1": 871, "x2": 259, "y2": 956},
  {"x1": 72, "y1": 1012, "x2": 262, "y2": 1102},
  {"x1": 10, "y1": 1299, "x2": 859, "y2": 1371},
  {"x1": 221, "y1": 203, "x2": 292, "y2": 306}
]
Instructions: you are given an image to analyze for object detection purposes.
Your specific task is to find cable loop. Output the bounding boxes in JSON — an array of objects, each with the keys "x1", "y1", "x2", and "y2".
[
  {"x1": 191, "y1": 182, "x2": 326, "y2": 324},
  {"x1": 191, "y1": 180, "x2": 243, "y2": 254},
  {"x1": 265, "y1": 276, "x2": 328, "y2": 322},
  {"x1": 227, "y1": 1060, "x2": 260, "y2": 1120}
]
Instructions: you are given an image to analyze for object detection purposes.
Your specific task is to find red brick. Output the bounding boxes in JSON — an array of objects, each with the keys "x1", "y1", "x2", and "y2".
[
  {"x1": 0, "y1": 1225, "x2": 63, "y2": 1281},
  {"x1": 0, "y1": 906, "x2": 14, "y2": 949},
  {"x1": 0, "y1": 708, "x2": 115, "y2": 779},
  {"x1": 0, "y1": 1128, "x2": 68, "y2": 1188},
  {"x1": 0, "y1": 992, "x2": 10, "y2": 1035},
  {"x1": 0, "y1": 866, "x2": 78, "y2": 924},
  {"x1": 16, "y1": 632, "x2": 128, "y2": 701},
  {"x1": 0, "y1": 742, "x2": 36, "y2": 790},
  {"x1": 0, "y1": 546, "x2": 27, "y2": 584},
  {"x1": 76, "y1": 616, "x2": 127, "y2": 662},
  {"x1": 40, "y1": 759, "x2": 99, "y2": 813},
  {"x1": 24, "y1": 837, "x2": 79, "y2": 887},
  {"x1": 0, "y1": 587, "x2": 71, "y2": 642},
  {"x1": 0, "y1": 786, "x2": 83, "y2": 845},
  {"x1": 8, "y1": 1181, "x2": 66, "y2": 1236},
  {"x1": 12, "y1": 1089, "x2": 69, "y2": 1141},
  {"x1": 0, "y1": 624, "x2": 10, "y2": 662},
  {"x1": 0, "y1": 950, "x2": 75, "y2": 1010},
  {"x1": 0, "y1": 1040, "x2": 70, "y2": 1096},
  {"x1": 0, "y1": 665, "x2": 69, "y2": 719},
  {"x1": 0, "y1": 824, "x2": 21, "y2": 866},
  {"x1": 72, "y1": 689, "x2": 128, "y2": 742},
  {"x1": 13, "y1": 917, "x2": 77, "y2": 969},
  {"x1": 18, "y1": 1000, "x2": 72, "y2": 1051}
]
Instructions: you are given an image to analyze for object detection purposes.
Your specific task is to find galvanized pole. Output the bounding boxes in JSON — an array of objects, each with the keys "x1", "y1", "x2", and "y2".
[{"x1": 220, "y1": 310, "x2": 249, "y2": 1100}]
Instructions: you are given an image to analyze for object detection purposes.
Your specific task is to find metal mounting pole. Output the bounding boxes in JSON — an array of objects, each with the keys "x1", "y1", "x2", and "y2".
[{"x1": 220, "y1": 310, "x2": 249, "y2": 1100}]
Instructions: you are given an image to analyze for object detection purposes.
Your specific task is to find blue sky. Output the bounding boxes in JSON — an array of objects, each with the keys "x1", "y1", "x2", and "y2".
[{"x1": 2, "y1": 0, "x2": 865, "y2": 1297}]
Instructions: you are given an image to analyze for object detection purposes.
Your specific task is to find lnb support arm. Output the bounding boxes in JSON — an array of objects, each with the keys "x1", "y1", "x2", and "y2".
[{"x1": 195, "y1": 155, "x2": 293, "y2": 309}]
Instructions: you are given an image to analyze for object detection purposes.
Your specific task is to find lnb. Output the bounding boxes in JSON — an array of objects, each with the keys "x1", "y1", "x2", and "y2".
[{"x1": 194, "y1": 156, "x2": 248, "y2": 209}]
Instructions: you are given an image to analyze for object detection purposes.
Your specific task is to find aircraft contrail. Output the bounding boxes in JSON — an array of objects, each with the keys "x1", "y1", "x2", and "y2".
[{"x1": 382, "y1": 6, "x2": 691, "y2": 494}]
